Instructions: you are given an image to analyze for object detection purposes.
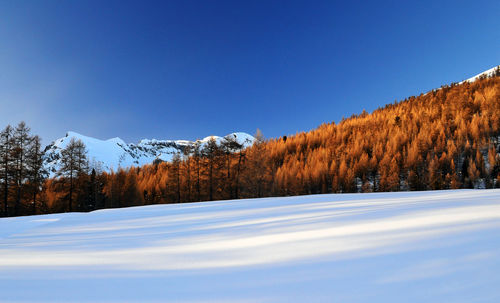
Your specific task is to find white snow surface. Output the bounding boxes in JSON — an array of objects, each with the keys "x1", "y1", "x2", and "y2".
[
  {"x1": 1, "y1": 189, "x2": 500, "y2": 302},
  {"x1": 44, "y1": 131, "x2": 255, "y2": 174}
]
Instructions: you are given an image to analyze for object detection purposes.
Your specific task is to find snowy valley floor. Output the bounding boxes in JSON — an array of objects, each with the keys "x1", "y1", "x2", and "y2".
[{"x1": 1, "y1": 189, "x2": 500, "y2": 302}]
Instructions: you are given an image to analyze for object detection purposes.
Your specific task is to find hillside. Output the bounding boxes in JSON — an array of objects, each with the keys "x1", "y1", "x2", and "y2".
[
  {"x1": 249, "y1": 66, "x2": 500, "y2": 195},
  {"x1": 93, "y1": 65, "x2": 500, "y2": 209},
  {"x1": 1, "y1": 189, "x2": 499, "y2": 302}
]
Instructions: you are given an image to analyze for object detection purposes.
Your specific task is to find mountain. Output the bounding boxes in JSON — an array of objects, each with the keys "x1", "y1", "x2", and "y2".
[{"x1": 43, "y1": 131, "x2": 255, "y2": 174}]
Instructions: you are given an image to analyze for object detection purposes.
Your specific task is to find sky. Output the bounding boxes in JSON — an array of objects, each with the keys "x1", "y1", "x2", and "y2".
[{"x1": 0, "y1": 0, "x2": 499, "y2": 145}]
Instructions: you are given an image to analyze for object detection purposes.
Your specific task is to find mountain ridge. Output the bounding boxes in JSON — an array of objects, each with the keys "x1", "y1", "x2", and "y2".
[{"x1": 44, "y1": 131, "x2": 255, "y2": 174}]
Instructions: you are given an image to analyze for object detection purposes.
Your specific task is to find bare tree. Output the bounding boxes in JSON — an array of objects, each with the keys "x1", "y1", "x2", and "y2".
[
  {"x1": 12, "y1": 122, "x2": 31, "y2": 216},
  {"x1": 57, "y1": 138, "x2": 88, "y2": 212},
  {"x1": 26, "y1": 135, "x2": 47, "y2": 215},
  {"x1": 170, "y1": 153, "x2": 181, "y2": 203},
  {"x1": 193, "y1": 142, "x2": 202, "y2": 201},
  {"x1": 202, "y1": 138, "x2": 220, "y2": 201},
  {"x1": 0, "y1": 125, "x2": 13, "y2": 216},
  {"x1": 221, "y1": 135, "x2": 243, "y2": 199},
  {"x1": 183, "y1": 145, "x2": 193, "y2": 201}
]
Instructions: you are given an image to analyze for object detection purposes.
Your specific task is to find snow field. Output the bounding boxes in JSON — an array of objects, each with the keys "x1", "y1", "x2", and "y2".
[{"x1": 1, "y1": 189, "x2": 500, "y2": 302}]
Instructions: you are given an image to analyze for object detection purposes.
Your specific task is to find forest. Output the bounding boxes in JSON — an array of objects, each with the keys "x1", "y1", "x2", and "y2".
[{"x1": 1, "y1": 70, "x2": 500, "y2": 217}]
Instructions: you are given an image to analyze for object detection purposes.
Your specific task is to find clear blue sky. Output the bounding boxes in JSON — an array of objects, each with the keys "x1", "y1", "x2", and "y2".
[{"x1": 1, "y1": 0, "x2": 499, "y2": 145}]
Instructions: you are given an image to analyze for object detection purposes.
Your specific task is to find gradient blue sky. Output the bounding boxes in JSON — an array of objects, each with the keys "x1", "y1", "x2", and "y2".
[{"x1": 1, "y1": 0, "x2": 499, "y2": 145}]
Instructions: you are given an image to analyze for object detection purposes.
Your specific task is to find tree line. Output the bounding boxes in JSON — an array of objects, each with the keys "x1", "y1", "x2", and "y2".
[
  {"x1": 0, "y1": 123, "x2": 93, "y2": 216},
  {"x1": 0, "y1": 122, "x2": 45, "y2": 216},
  {"x1": 1, "y1": 70, "x2": 500, "y2": 217},
  {"x1": 44, "y1": 132, "x2": 267, "y2": 210}
]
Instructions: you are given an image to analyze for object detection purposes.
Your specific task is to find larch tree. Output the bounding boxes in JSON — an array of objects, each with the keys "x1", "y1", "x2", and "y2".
[
  {"x1": 202, "y1": 138, "x2": 221, "y2": 201},
  {"x1": 428, "y1": 155, "x2": 442, "y2": 190},
  {"x1": 448, "y1": 159, "x2": 461, "y2": 189},
  {"x1": 192, "y1": 142, "x2": 202, "y2": 201},
  {"x1": 183, "y1": 145, "x2": 193, "y2": 201},
  {"x1": 26, "y1": 135, "x2": 47, "y2": 215},
  {"x1": 233, "y1": 139, "x2": 246, "y2": 199},
  {"x1": 170, "y1": 153, "x2": 181, "y2": 203},
  {"x1": 11, "y1": 122, "x2": 31, "y2": 216},
  {"x1": 123, "y1": 168, "x2": 143, "y2": 206},
  {"x1": 221, "y1": 135, "x2": 243, "y2": 199},
  {"x1": 0, "y1": 125, "x2": 13, "y2": 216},
  {"x1": 467, "y1": 158, "x2": 480, "y2": 188},
  {"x1": 57, "y1": 138, "x2": 88, "y2": 212},
  {"x1": 243, "y1": 130, "x2": 271, "y2": 198}
]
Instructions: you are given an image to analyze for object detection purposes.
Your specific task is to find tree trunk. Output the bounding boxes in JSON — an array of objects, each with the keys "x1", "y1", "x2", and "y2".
[
  {"x1": 235, "y1": 151, "x2": 243, "y2": 199},
  {"x1": 209, "y1": 157, "x2": 213, "y2": 201},
  {"x1": 226, "y1": 153, "x2": 231, "y2": 198},
  {"x1": 186, "y1": 160, "x2": 191, "y2": 202},
  {"x1": 69, "y1": 174, "x2": 73, "y2": 212},
  {"x1": 3, "y1": 174, "x2": 7, "y2": 216},
  {"x1": 15, "y1": 160, "x2": 22, "y2": 216},
  {"x1": 32, "y1": 190, "x2": 37, "y2": 215},
  {"x1": 176, "y1": 164, "x2": 180, "y2": 203},
  {"x1": 196, "y1": 158, "x2": 201, "y2": 201}
]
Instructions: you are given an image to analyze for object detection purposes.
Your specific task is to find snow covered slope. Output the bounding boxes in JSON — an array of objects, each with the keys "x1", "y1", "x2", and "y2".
[
  {"x1": 44, "y1": 131, "x2": 255, "y2": 174},
  {"x1": 1, "y1": 189, "x2": 500, "y2": 302},
  {"x1": 461, "y1": 65, "x2": 500, "y2": 83}
]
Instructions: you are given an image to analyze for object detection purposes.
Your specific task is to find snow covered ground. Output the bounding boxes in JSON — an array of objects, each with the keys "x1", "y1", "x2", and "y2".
[{"x1": 1, "y1": 189, "x2": 500, "y2": 302}]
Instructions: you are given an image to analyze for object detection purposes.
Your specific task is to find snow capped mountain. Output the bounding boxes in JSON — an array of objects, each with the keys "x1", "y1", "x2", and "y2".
[
  {"x1": 44, "y1": 131, "x2": 255, "y2": 174},
  {"x1": 461, "y1": 65, "x2": 500, "y2": 83}
]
